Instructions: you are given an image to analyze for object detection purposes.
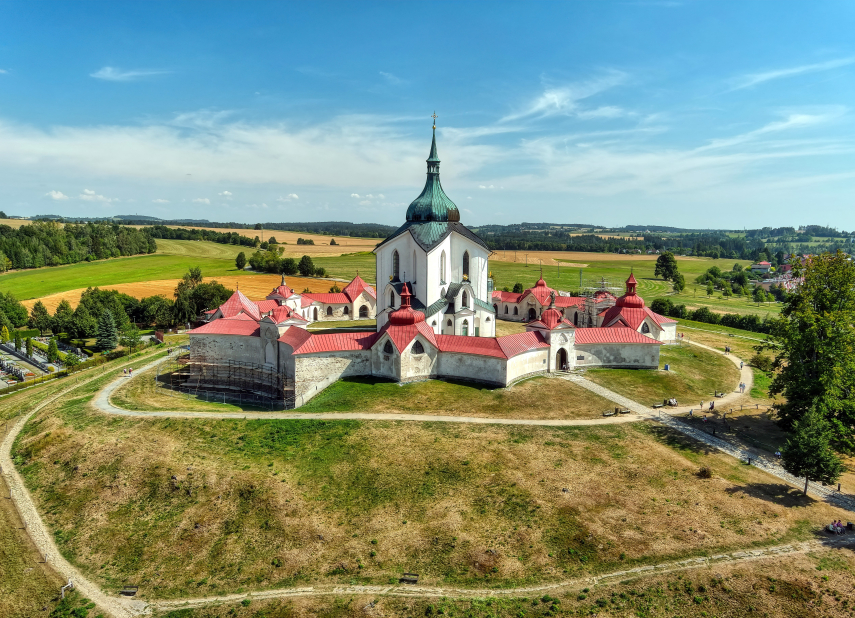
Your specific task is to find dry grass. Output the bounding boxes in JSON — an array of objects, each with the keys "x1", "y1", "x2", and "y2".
[
  {"x1": 155, "y1": 548, "x2": 855, "y2": 617},
  {"x1": 494, "y1": 320, "x2": 528, "y2": 337},
  {"x1": 0, "y1": 218, "x2": 33, "y2": 229},
  {"x1": 489, "y1": 250, "x2": 709, "y2": 267},
  {"x1": 14, "y1": 377, "x2": 848, "y2": 600},
  {"x1": 113, "y1": 371, "x2": 620, "y2": 420},
  {"x1": 21, "y1": 274, "x2": 337, "y2": 312}
]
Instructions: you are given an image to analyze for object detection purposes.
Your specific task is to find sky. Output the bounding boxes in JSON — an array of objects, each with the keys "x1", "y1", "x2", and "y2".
[{"x1": 1, "y1": 1, "x2": 855, "y2": 229}]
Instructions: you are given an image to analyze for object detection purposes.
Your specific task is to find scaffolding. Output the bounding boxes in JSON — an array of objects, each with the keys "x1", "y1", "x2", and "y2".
[
  {"x1": 580, "y1": 276, "x2": 624, "y2": 298},
  {"x1": 156, "y1": 350, "x2": 295, "y2": 410}
]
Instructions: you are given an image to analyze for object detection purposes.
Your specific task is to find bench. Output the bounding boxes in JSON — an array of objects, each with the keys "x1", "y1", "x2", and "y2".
[
  {"x1": 120, "y1": 585, "x2": 139, "y2": 597},
  {"x1": 603, "y1": 411, "x2": 617, "y2": 417},
  {"x1": 399, "y1": 573, "x2": 419, "y2": 585},
  {"x1": 618, "y1": 409, "x2": 631, "y2": 415},
  {"x1": 652, "y1": 404, "x2": 664, "y2": 409}
]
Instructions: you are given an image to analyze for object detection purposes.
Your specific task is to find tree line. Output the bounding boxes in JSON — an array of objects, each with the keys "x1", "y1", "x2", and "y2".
[{"x1": 0, "y1": 221, "x2": 156, "y2": 271}]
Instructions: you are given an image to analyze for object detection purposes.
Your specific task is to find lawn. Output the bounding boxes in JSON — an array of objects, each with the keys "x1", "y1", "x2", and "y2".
[
  {"x1": 586, "y1": 343, "x2": 740, "y2": 406},
  {"x1": 677, "y1": 318, "x2": 774, "y2": 360},
  {"x1": 113, "y1": 370, "x2": 621, "y2": 420},
  {"x1": 14, "y1": 373, "x2": 842, "y2": 601}
]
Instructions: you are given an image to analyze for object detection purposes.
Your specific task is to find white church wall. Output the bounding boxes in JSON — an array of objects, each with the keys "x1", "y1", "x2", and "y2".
[
  {"x1": 436, "y1": 352, "x2": 507, "y2": 386},
  {"x1": 574, "y1": 343, "x2": 660, "y2": 369},
  {"x1": 293, "y1": 350, "x2": 372, "y2": 407},
  {"x1": 505, "y1": 349, "x2": 549, "y2": 384},
  {"x1": 399, "y1": 337, "x2": 439, "y2": 382},
  {"x1": 660, "y1": 323, "x2": 677, "y2": 341}
]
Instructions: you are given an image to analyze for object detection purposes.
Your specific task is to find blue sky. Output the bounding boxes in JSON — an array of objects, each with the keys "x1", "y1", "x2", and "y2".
[{"x1": 1, "y1": 1, "x2": 855, "y2": 229}]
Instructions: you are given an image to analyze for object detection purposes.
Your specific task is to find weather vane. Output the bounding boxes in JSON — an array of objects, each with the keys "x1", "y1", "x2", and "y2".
[{"x1": 432, "y1": 111, "x2": 438, "y2": 129}]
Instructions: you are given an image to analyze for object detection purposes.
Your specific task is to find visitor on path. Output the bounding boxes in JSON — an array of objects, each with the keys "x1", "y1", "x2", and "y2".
[
  {"x1": 837, "y1": 520, "x2": 846, "y2": 534},
  {"x1": 775, "y1": 451, "x2": 781, "y2": 459},
  {"x1": 689, "y1": 409, "x2": 694, "y2": 417},
  {"x1": 740, "y1": 361, "x2": 744, "y2": 370},
  {"x1": 709, "y1": 401, "x2": 715, "y2": 411}
]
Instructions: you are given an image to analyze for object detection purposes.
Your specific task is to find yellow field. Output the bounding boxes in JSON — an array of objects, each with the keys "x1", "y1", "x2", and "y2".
[
  {"x1": 0, "y1": 218, "x2": 33, "y2": 229},
  {"x1": 20, "y1": 274, "x2": 335, "y2": 312},
  {"x1": 489, "y1": 249, "x2": 708, "y2": 266}
]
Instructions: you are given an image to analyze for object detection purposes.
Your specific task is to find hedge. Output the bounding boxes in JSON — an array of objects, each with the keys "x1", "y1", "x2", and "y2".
[{"x1": 650, "y1": 298, "x2": 779, "y2": 335}]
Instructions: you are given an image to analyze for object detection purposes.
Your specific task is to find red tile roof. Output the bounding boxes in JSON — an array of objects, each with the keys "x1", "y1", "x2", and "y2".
[
  {"x1": 302, "y1": 292, "x2": 351, "y2": 304},
  {"x1": 528, "y1": 307, "x2": 573, "y2": 330},
  {"x1": 435, "y1": 334, "x2": 506, "y2": 358},
  {"x1": 218, "y1": 289, "x2": 261, "y2": 320},
  {"x1": 496, "y1": 331, "x2": 550, "y2": 357},
  {"x1": 755, "y1": 261, "x2": 771, "y2": 265},
  {"x1": 519, "y1": 276, "x2": 553, "y2": 305},
  {"x1": 189, "y1": 317, "x2": 260, "y2": 337},
  {"x1": 278, "y1": 326, "x2": 313, "y2": 351},
  {"x1": 289, "y1": 331, "x2": 379, "y2": 354},
  {"x1": 378, "y1": 321, "x2": 437, "y2": 352},
  {"x1": 492, "y1": 290, "x2": 523, "y2": 303},
  {"x1": 256, "y1": 299, "x2": 280, "y2": 313},
  {"x1": 554, "y1": 296, "x2": 585, "y2": 308},
  {"x1": 343, "y1": 274, "x2": 376, "y2": 301},
  {"x1": 268, "y1": 284, "x2": 295, "y2": 299},
  {"x1": 574, "y1": 327, "x2": 660, "y2": 345},
  {"x1": 267, "y1": 305, "x2": 307, "y2": 324},
  {"x1": 300, "y1": 296, "x2": 316, "y2": 308}
]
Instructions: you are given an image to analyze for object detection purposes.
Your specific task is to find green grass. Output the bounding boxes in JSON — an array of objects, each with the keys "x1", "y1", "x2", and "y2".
[
  {"x1": 586, "y1": 344, "x2": 739, "y2": 406},
  {"x1": 750, "y1": 368, "x2": 773, "y2": 400}
]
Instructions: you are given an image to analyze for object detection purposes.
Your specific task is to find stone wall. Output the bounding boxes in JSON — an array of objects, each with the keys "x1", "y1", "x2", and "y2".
[
  {"x1": 293, "y1": 351, "x2": 372, "y2": 406},
  {"x1": 399, "y1": 337, "x2": 439, "y2": 382},
  {"x1": 436, "y1": 352, "x2": 507, "y2": 386},
  {"x1": 189, "y1": 333, "x2": 263, "y2": 366},
  {"x1": 574, "y1": 342, "x2": 659, "y2": 369},
  {"x1": 505, "y1": 349, "x2": 549, "y2": 384}
]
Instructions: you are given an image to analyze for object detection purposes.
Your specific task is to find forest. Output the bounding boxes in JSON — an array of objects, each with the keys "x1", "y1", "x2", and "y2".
[{"x1": 0, "y1": 221, "x2": 155, "y2": 271}]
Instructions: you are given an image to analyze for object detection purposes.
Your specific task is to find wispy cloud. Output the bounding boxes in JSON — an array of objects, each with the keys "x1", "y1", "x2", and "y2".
[
  {"x1": 192, "y1": 197, "x2": 210, "y2": 204},
  {"x1": 90, "y1": 66, "x2": 170, "y2": 81},
  {"x1": 0, "y1": 69, "x2": 7, "y2": 75},
  {"x1": 45, "y1": 190, "x2": 69, "y2": 200},
  {"x1": 501, "y1": 71, "x2": 627, "y2": 122},
  {"x1": 379, "y1": 71, "x2": 403, "y2": 84},
  {"x1": 732, "y1": 57, "x2": 855, "y2": 91},
  {"x1": 152, "y1": 198, "x2": 169, "y2": 203},
  {"x1": 276, "y1": 194, "x2": 299, "y2": 201},
  {"x1": 695, "y1": 109, "x2": 845, "y2": 152}
]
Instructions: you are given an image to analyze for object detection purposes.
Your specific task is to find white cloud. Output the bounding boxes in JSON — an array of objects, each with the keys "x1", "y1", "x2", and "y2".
[
  {"x1": 501, "y1": 71, "x2": 627, "y2": 122},
  {"x1": 218, "y1": 190, "x2": 232, "y2": 199},
  {"x1": 0, "y1": 69, "x2": 7, "y2": 74},
  {"x1": 351, "y1": 193, "x2": 361, "y2": 198},
  {"x1": 359, "y1": 200, "x2": 371, "y2": 206},
  {"x1": 79, "y1": 189, "x2": 116, "y2": 203},
  {"x1": 276, "y1": 193, "x2": 299, "y2": 202},
  {"x1": 246, "y1": 203, "x2": 269, "y2": 209},
  {"x1": 479, "y1": 184, "x2": 495, "y2": 189},
  {"x1": 152, "y1": 198, "x2": 169, "y2": 203},
  {"x1": 379, "y1": 71, "x2": 403, "y2": 84},
  {"x1": 45, "y1": 190, "x2": 69, "y2": 200},
  {"x1": 576, "y1": 106, "x2": 627, "y2": 120},
  {"x1": 378, "y1": 193, "x2": 385, "y2": 199},
  {"x1": 90, "y1": 66, "x2": 169, "y2": 81},
  {"x1": 192, "y1": 197, "x2": 210, "y2": 204},
  {"x1": 732, "y1": 57, "x2": 855, "y2": 91}
]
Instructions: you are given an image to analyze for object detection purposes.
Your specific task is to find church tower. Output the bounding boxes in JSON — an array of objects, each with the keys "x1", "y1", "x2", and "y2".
[{"x1": 374, "y1": 116, "x2": 496, "y2": 337}]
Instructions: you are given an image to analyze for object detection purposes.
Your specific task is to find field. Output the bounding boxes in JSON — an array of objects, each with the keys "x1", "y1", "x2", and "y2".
[
  {"x1": 113, "y1": 371, "x2": 623, "y2": 420},
  {"x1": 13, "y1": 366, "x2": 846, "y2": 603},
  {"x1": 585, "y1": 343, "x2": 740, "y2": 406}
]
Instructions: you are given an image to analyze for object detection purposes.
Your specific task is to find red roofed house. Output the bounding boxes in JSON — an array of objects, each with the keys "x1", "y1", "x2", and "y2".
[
  {"x1": 750, "y1": 261, "x2": 773, "y2": 274},
  {"x1": 187, "y1": 126, "x2": 668, "y2": 408}
]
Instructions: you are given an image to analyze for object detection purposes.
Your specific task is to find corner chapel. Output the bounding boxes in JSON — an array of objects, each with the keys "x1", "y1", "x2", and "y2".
[{"x1": 374, "y1": 121, "x2": 496, "y2": 337}]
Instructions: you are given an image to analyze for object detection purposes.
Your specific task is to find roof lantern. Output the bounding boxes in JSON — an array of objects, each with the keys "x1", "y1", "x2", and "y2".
[
  {"x1": 405, "y1": 113, "x2": 461, "y2": 224},
  {"x1": 389, "y1": 283, "x2": 426, "y2": 325},
  {"x1": 615, "y1": 272, "x2": 644, "y2": 309},
  {"x1": 539, "y1": 291, "x2": 565, "y2": 329}
]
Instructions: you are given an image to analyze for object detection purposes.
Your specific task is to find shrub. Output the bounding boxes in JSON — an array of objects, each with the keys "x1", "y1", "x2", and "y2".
[
  {"x1": 750, "y1": 353, "x2": 774, "y2": 372},
  {"x1": 697, "y1": 466, "x2": 713, "y2": 479}
]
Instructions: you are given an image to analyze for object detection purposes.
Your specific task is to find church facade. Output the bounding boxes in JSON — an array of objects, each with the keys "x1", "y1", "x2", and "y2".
[{"x1": 187, "y1": 124, "x2": 675, "y2": 408}]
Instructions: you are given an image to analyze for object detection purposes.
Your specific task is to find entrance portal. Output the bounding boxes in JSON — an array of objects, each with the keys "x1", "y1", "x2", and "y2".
[
  {"x1": 556, "y1": 348, "x2": 568, "y2": 371},
  {"x1": 528, "y1": 307, "x2": 537, "y2": 321}
]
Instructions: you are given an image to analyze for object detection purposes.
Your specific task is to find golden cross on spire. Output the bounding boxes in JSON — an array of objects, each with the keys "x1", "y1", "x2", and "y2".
[{"x1": 432, "y1": 111, "x2": 438, "y2": 129}]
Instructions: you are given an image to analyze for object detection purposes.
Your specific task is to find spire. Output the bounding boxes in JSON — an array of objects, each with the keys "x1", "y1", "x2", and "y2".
[
  {"x1": 400, "y1": 282, "x2": 412, "y2": 308},
  {"x1": 405, "y1": 115, "x2": 460, "y2": 223},
  {"x1": 427, "y1": 112, "x2": 440, "y2": 169},
  {"x1": 280, "y1": 273, "x2": 286, "y2": 286}
]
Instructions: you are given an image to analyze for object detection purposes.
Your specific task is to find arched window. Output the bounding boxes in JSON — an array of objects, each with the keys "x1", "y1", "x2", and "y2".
[
  {"x1": 446, "y1": 319, "x2": 452, "y2": 326},
  {"x1": 359, "y1": 305, "x2": 369, "y2": 318},
  {"x1": 504, "y1": 306, "x2": 509, "y2": 314},
  {"x1": 343, "y1": 306, "x2": 349, "y2": 315},
  {"x1": 313, "y1": 307, "x2": 318, "y2": 321},
  {"x1": 383, "y1": 340, "x2": 393, "y2": 354},
  {"x1": 462, "y1": 251, "x2": 470, "y2": 278},
  {"x1": 392, "y1": 250, "x2": 399, "y2": 280},
  {"x1": 389, "y1": 291, "x2": 395, "y2": 308},
  {"x1": 326, "y1": 307, "x2": 333, "y2": 316},
  {"x1": 431, "y1": 320, "x2": 437, "y2": 327},
  {"x1": 440, "y1": 251, "x2": 446, "y2": 282},
  {"x1": 513, "y1": 307, "x2": 518, "y2": 315},
  {"x1": 573, "y1": 311, "x2": 578, "y2": 326},
  {"x1": 486, "y1": 317, "x2": 491, "y2": 322},
  {"x1": 412, "y1": 340, "x2": 425, "y2": 354},
  {"x1": 462, "y1": 319, "x2": 469, "y2": 336},
  {"x1": 641, "y1": 322, "x2": 650, "y2": 334},
  {"x1": 462, "y1": 291, "x2": 469, "y2": 308}
]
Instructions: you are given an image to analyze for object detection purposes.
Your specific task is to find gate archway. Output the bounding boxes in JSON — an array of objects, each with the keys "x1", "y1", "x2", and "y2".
[{"x1": 556, "y1": 348, "x2": 568, "y2": 371}]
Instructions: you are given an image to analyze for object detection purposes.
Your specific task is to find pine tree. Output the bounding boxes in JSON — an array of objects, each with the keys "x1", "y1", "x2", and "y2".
[
  {"x1": 235, "y1": 251, "x2": 247, "y2": 270},
  {"x1": 29, "y1": 300, "x2": 52, "y2": 335},
  {"x1": 47, "y1": 338, "x2": 59, "y2": 362},
  {"x1": 96, "y1": 310, "x2": 118, "y2": 352},
  {"x1": 25, "y1": 337, "x2": 33, "y2": 357},
  {"x1": 53, "y1": 299, "x2": 74, "y2": 336},
  {"x1": 13, "y1": 330, "x2": 21, "y2": 351},
  {"x1": 1, "y1": 325, "x2": 9, "y2": 344},
  {"x1": 781, "y1": 408, "x2": 845, "y2": 494},
  {"x1": 298, "y1": 255, "x2": 315, "y2": 277}
]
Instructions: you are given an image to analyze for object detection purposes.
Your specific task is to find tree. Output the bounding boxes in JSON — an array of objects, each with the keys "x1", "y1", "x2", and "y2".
[
  {"x1": 706, "y1": 283, "x2": 714, "y2": 297},
  {"x1": 0, "y1": 325, "x2": 9, "y2": 344},
  {"x1": 330, "y1": 238, "x2": 338, "y2": 246},
  {"x1": 28, "y1": 301, "x2": 53, "y2": 335},
  {"x1": 769, "y1": 251, "x2": 855, "y2": 449},
  {"x1": 13, "y1": 330, "x2": 22, "y2": 351},
  {"x1": 47, "y1": 338, "x2": 59, "y2": 362},
  {"x1": 235, "y1": 252, "x2": 247, "y2": 270},
  {"x1": 64, "y1": 353, "x2": 80, "y2": 369},
  {"x1": 722, "y1": 288, "x2": 731, "y2": 299},
  {"x1": 654, "y1": 252, "x2": 679, "y2": 281},
  {"x1": 512, "y1": 282, "x2": 524, "y2": 294},
  {"x1": 96, "y1": 310, "x2": 118, "y2": 352},
  {"x1": 329, "y1": 283, "x2": 342, "y2": 293},
  {"x1": 672, "y1": 273, "x2": 685, "y2": 293},
  {"x1": 298, "y1": 255, "x2": 315, "y2": 277},
  {"x1": 781, "y1": 408, "x2": 845, "y2": 494},
  {"x1": 53, "y1": 300, "x2": 74, "y2": 336},
  {"x1": 119, "y1": 322, "x2": 142, "y2": 355},
  {"x1": 281, "y1": 257, "x2": 298, "y2": 276},
  {"x1": 268, "y1": 236, "x2": 278, "y2": 244},
  {"x1": 25, "y1": 337, "x2": 33, "y2": 357},
  {"x1": 314, "y1": 267, "x2": 326, "y2": 277},
  {"x1": 0, "y1": 292, "x2": 28, "y2": 327},
  {"x1": 70, "y1": 303, "x2": 98, "y2": 340}
]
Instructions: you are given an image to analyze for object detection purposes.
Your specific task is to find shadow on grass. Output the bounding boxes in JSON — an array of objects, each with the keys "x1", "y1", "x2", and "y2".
[
  {"x1": 725, "y1": 482, "x2": 815, "y2": 508},
  {"x1": 645, "y1": 423, "x2": 720, "y2": 456}
]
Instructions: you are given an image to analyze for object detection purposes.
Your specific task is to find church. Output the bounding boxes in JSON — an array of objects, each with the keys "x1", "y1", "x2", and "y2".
[{"x1": 187, "y1": 123, "x2": 676, "y2": 408}]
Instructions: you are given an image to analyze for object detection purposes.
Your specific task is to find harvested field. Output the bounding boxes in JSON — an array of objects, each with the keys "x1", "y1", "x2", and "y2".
[
  {"x1": 0, "y1": 218, "x2": 33, "y2": 229},
  {"x1": 489, "y1": 250, "x2": 710, "y2": 267},
  {"x1": 15, "y1": 373, "x2": 846, "y2": 600},
  {"x1": 20, "y1": 274, "x2": 337, "y2": 312}
]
